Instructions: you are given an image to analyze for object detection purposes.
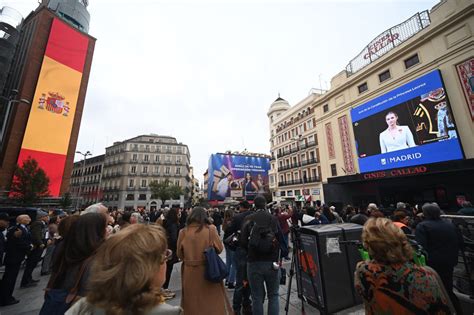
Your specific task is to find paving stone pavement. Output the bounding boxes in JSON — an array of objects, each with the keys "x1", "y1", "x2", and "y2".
[{"x1": 0, "y1": 250, "x2": 365, "y2": 315}]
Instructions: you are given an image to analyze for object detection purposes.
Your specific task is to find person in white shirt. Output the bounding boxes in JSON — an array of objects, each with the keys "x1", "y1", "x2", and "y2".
[
  {"x1": 216, "y1": 173, "x2": 233, "y2": 198},
  {"x1": 379, "y1": 111, "x2": 416, "y2": 154}
]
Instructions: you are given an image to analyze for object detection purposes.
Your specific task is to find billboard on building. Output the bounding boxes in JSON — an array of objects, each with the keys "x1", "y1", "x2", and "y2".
[
  {"x1": 351, "y1": 70, "x2": 463, "y2": 173},
  {"x1": 207, "y1": 153, "x2": 270, "y2": 201},
  {"x1": 16, "y1": 18, "x2": 90, "y2": 196}
]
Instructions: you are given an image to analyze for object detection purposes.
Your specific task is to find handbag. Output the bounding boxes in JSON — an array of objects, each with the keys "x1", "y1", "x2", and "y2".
[
  {"x1": 204, "y1": 228, "x2": 228, "y2": 283},
  {"x1": 39, "y1": 258, "x2": 91, "y2": 315}
]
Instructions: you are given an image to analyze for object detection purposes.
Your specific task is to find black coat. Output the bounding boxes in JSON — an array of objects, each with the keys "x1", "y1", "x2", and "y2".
[
  {"x1": 4, "y1": 224, "x2": 32, "y2": 264},
  {"x1": 415, "y1": 219, "x2": 461, "y2": 269}
]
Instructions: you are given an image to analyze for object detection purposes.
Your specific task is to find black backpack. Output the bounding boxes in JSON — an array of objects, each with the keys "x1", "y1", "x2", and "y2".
[{"x1": 248, "y1": 219, "x2": 277, "y2": 254}]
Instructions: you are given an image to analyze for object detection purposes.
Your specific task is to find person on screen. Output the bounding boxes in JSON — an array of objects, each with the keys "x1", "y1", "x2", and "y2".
[
  {"x1": 435, "y1": 101, "x2": 457, "y2": 139},
  {"x1": 216, "y1": 173, "x2": 233, "y2": 198},
  {"x1": 256, "y1": 174, "x2": 266, "y2": 193},
  {"x1": 379, "y1": 111, "x2": 416, "y2": 154},
  {"x1": 242, "y1": 173, "x2": 258, "y2": 197}
]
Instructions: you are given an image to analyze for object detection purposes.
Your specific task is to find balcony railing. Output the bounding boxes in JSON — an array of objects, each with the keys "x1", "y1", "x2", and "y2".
[
  {"x1": 301, "y1": 158, "x2": 318, "y2": 167},
  {"x1": 278, "y1": 176, "x2": 321, "y2": 187}
]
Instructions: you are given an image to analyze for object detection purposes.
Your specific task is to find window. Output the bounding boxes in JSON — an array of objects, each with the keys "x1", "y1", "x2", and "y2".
[
  {"x1": 404, "y1": 54, "x2": 419, "y2": 69},
  {"x1": 166, "y1": 155, "x2": 171, "y2": 162},
  {"x1": 175, "y1": 180, "x2": 180, "y2": 186},
  {"x1": 128, "y1": 179, "x2": 134, "y2": 187},
  {"x1": 323, "y1": 104, "x2": 329, "y2": 113},
  {"x1": 126, "y1": 194, "x2": 134, "y2": 200},
  {"x1": 280, "y1": 191, "x2": 286, "y2": 197},
  {"x1": 331, "y1": 163, "x2": 337, "y2": 176},
  {"x1": 358, "y1": 82, "x2": 368, "y2": 94},
  {"x1": 176, "y1": 167, "x2": 181, "y2": 175},
  {"x1": 130, "y1": 166, "x2": 136, "y2": 174},
  {"x1": 144, "y1": 155, "x2": 149, "y2": 162},
  {"x1": 139, "y1": 194, "x2": 147, "y2": 200},
  {"x1": 307, "y1": 119, "x2": 314, "y2": 129},
  {"x1": 176, "y1": 157, "x2": 182, "y2": 163},
  {"x1": 154, "y1": 166, "x2": 159, "y2": 174},
  {"x1": 132, "y1": 154, "x2": 137, "y2": 162},
  {"x1": 378, "y1": 70, "x2": 391, "y2": 83},
  {"x1": 141, "y1": 179, "x2": 147, "y2": 187},
  {"x1": 165, "y1": 167, "x2": 170, "y2": 174},
  {"x1": 295, "y1": 190, "x2": 301, "y2": 196},
  {"x1": 142, "y1": 166, "x2": 148, "y2": 173},
  {"x1": 145, "y1": 145, "x2": 150, "y2": 151},
  {"x1": 155, "y1": 155, "x2": 160, "y2": 162}
]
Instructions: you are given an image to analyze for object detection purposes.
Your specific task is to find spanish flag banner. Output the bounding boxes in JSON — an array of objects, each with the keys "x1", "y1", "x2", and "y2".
[{"x1": 16, "y1": 18, "x2": 89, "y2": 196}]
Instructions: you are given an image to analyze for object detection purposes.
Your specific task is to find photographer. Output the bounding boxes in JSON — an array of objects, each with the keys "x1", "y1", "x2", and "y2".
[{"x1": 240, "y1": 196, "x2": 287, "y2": 315}]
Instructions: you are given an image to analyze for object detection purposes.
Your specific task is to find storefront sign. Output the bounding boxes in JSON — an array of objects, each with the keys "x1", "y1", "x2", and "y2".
[
  {"x1": 311, "y1": 188, "x2": 321, "y2": 195},
  {"x1": 362, "y1": 165, "x2": 428, "y2": 180},
  {"x1": 346, "y1": 11, "x2": 430, "y2": 76}
]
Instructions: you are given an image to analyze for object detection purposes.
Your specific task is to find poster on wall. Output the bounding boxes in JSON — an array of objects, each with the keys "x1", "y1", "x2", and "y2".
[
  {"x1": 207, "y1": 154, "x2": 270, "y2": 201},
  {"x1": 456, "y1": 57, "x2": 474, "y2": 120},
  {"x1": 15, "y1": 18, "x2": 89, "y2": 196},
  {"x1": 351, "y1": 69, "x2": 464, "y2": 173}
]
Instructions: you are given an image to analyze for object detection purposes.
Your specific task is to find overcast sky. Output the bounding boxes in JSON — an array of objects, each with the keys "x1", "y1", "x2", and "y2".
[{"x1": 7, "y1": 0, "x2": 437, "y2": 182}]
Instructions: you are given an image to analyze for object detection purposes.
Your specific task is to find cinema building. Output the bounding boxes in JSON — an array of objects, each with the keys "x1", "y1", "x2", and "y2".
[{"x1": 269, "y1": 0, "x2": 473, "y2": 209}]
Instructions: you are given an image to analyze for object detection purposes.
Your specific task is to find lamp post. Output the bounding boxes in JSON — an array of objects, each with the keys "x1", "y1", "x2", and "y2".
[
  {"x1": 76, "y1": 150, "x2": 92, "y2": 210},
  {"x1": 0, "y1": 94, "x2": 31, "y2": 144}
]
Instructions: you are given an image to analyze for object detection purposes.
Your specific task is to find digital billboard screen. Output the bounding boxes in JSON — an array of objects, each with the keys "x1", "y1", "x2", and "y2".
[
  {"x1": 351, "y1": 70, "x2": 463, "y2": 173},
  {"x1": 207, "y1": 154, "x2": 270, "y2": 201},
  {"x1": 16, "y1": 18, "x2": 90, "y2": 196}
]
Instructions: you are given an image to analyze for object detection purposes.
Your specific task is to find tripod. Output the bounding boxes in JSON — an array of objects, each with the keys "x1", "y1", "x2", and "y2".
[{"x1": 284, "y1": 226, "x2": 324, "y2": 315}]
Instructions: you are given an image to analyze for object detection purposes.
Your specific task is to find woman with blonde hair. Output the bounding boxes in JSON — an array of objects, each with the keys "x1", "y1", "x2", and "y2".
[
  {"x1": 177, "y1": 206, "x2": 232, "y2": 314},
  {"x1": 66, "y1": 224, "x2": 182, "y2": 315},
  {"x1": 354, "y1": 218, "x2": 453, "y2": 314}
]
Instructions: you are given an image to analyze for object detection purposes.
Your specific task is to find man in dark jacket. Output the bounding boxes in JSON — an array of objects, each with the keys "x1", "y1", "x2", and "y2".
[
  {"x1": 0, "y1": 214, "x2": 32, "y2": 306},
  {"x1": 20, "y1": 210, "x2": 48, "y2": 288},
  {"x1": 226, "y1": 200, "x2": 254, "y2": 315},
  {"x1": 458, "y1": 201, "x2": 474, "y2": 216},
  {"x1": 415, "y1": 203, "x2": 462, "y2": 314},
  {"x1": 241, "y1": 195, "x2": 287, "y2": 315}
]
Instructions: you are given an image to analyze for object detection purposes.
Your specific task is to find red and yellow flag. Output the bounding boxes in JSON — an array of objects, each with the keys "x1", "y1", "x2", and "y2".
[{"x1": 16, "y1": 18, "x2": 90, "y2": 196}]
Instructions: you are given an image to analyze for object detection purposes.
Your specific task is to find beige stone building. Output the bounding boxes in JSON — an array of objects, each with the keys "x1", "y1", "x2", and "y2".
[
  {"x1": 101, "y1": 134, "x2": 192, "y2": 210},
  {"x1": 269, "y1": 0, "x2": 474, "y2": 208}
]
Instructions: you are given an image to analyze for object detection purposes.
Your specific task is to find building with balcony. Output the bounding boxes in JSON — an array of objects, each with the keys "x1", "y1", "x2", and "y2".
[
  {"x1": 269, "y1": 0, "x2": 474, "y2": 209},
  {"x1": 268, "y1": 96, "x2": 323, "y2": 205},
  {"x1": 101, "y1": 134, "x2": 192, "y2": 210},
  {"x1": 70, "y1": 154, "x2": 104, "y2": 206}
]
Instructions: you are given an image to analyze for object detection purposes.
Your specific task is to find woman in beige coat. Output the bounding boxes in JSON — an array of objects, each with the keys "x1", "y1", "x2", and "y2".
[{"x1": 177, "y1": 207, "x2": 232, "y2": 315}]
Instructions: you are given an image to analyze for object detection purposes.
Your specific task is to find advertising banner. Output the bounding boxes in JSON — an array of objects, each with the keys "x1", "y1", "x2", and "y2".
[
  {"x1": 16, "y1": 18, "x2": 89, "y2": 196},
  {"x1": 207, "y1": 154, "x2": 270, "y2": 201},
  {"x1": 351, "y1": 70, "x2": 463, "y2": 173}
]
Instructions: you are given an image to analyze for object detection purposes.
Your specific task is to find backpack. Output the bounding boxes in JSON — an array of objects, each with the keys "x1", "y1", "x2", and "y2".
[{"x1": 248, "y1": 219, "x2": 277, "y2": 254}]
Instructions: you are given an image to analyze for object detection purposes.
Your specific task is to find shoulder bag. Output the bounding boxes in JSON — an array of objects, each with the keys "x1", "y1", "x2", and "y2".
[{"x1": 204, "y1": 227, "x2": 228, "y2": 283}]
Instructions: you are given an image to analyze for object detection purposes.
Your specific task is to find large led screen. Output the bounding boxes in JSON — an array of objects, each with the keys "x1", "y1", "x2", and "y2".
[
  {"x1": 16, "y1": 18, "x2": 90, "y2": 196},
  {"x1": 351, "y1": 70, "x2": 463, "y2": 173},
  {"x1": 208, "y1": 154, "x2": 270, "y2": 201}
]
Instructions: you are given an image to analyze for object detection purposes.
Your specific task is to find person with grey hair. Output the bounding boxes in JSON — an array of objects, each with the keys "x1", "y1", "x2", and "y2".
[
  {"x1": 82, "y1": 203, "x2": 114, "y2": 225},
  {"x1": 396, "y1": 202, "x2": 406, "y2": 211},
  {"x1": 458, "y1": 201, "x2": 474, "y2": 216},
  {"x1": 130, "y1": 212, "x2": 143, "y2": 224},
  {"x1": 415, "y1": 202, "x2": 463, "y2": 314}
]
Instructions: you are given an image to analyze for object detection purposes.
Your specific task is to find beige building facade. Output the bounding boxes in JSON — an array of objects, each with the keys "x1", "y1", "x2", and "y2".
[
  {"x1": 269, "y1": 0, "x2": 474, "y2": 208},
  {"x1": 101, "y1": 134, "x2": 192, "y2": 210}
]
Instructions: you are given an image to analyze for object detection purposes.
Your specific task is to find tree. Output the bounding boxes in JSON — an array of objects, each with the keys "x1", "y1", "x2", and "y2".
[
  {"x1": 149, "y1": 179, "x2": 183, "y2": 208},
  {"x1": 10, "y1": 157, "x2": 50, "y2": 205},
  {"x1": 60, "y1": 192, "x2": 73, "y2": 209}
]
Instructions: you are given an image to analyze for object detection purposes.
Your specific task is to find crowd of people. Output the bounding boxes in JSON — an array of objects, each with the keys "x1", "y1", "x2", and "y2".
[{"x1": 0, "y1": 196, "x2": 471, "y2": 314}]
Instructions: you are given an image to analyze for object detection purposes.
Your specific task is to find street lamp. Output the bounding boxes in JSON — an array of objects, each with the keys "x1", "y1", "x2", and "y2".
[
  {"x1": 0, "y1": 94, "x2": 31, "y2": 143},
  {"x1": 76, "y1": 150, "x2": 92, "y2": 210}
]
